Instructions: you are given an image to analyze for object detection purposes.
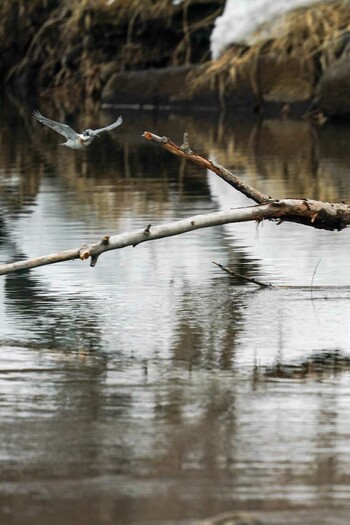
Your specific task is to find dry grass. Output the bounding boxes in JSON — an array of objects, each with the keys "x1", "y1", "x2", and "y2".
[
  {"x1": 190, "y1": 1, "x2": 350, "y2": 99},
  {"x1": 0, "y1": 0, "x2": 223, "y2": 106}
]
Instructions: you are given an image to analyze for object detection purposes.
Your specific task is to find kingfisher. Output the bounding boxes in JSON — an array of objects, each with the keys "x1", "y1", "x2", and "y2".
[{"x1": 33, "y1": 110, "x2": 123, "y2": 149}]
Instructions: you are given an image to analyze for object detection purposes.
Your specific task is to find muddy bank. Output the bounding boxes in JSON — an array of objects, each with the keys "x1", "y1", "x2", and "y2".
[
  {"x1": 101, "y1": 64, "x2": 260, "y2": 112},
  {"x1": 100, "y1": 62, "x2": 311, "y2": 117}
]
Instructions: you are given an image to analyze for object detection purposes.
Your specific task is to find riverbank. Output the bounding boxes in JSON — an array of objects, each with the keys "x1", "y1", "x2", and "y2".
[
  {"x1": 2, "y1": 1, "x2": 350, "y2": 118},
  {"x1": 1, "y1": 0, "x2": 223, "y2": 110}
]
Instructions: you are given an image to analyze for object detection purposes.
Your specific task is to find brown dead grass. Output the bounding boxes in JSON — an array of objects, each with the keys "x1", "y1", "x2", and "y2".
[
  {"x1": 190, "y1": 1, "x2": 350, "y2": 98},
  {"x1": 1, "y1": 0, "x2": 223, "y2": 107}
]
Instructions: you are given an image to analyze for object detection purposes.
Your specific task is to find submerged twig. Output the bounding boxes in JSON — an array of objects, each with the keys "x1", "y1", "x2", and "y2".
[{"x1": 212, "y1": 261, "x2": 272, "y2": 288}]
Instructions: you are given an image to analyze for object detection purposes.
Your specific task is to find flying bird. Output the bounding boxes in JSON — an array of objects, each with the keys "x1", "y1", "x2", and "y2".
[{"x1": 33, "y1": 110, "x2": 123, "y2": 149}]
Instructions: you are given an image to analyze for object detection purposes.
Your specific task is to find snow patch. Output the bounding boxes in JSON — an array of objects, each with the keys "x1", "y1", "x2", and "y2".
[{"x1": 211, "y1": 0, "x2": 332, "y2": 59}]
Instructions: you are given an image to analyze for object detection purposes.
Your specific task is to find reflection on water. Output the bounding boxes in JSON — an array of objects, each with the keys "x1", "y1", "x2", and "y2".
[{"x1": 1, "y1": 94, "x2": 350, "y2": 524}]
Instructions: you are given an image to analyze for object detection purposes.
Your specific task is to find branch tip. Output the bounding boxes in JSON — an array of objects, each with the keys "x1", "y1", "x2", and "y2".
[
  {"x1": 90, "y1": 255, "x2": 99, "y2": 267},
  {"x1": 144, "y1": 224, "x2": 152, "y2": 235}
]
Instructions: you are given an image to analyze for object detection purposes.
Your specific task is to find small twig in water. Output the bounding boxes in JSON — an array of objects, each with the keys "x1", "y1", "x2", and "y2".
[
  {"x1": 212, "y1": 261, "x2": 272, "y2": 288},
  {"x1": 311, "y1": 258, "x2": 321, "y2": 291}
]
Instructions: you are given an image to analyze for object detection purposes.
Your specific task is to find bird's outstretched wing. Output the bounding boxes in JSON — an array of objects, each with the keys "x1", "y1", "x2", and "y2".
[
  {"x1": 90, "y1": 116, "x2": 123, "y2": 136},
  {"x1": 33, "y1": 110, "x2": 78, "y2": 140}
]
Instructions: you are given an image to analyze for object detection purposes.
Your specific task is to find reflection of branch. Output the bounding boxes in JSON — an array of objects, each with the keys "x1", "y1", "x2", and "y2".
[
  {"x1": 264, "y1": 350, "x2": 350, "y2": 380},
  {"x1": 212, "y1": 261, "x2": 272, "y2": 288}
]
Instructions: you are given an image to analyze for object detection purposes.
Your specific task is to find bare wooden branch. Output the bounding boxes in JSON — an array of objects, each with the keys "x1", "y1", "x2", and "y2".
[
  {"x1": 2, "y1": 131, "x2": 350, "y2": 277},
  {"x1": 1, "y1": 196, "x2": 350, "y2": 277},
  {"x1": 0, "y1": 205, "x2": 271, "y2": 276},
  {"x1": 143, "y1": 131, "x2": 271, "y2": 204},
  {"x1": 143, "y1": 131, "x2": 350, "y2": 231}
]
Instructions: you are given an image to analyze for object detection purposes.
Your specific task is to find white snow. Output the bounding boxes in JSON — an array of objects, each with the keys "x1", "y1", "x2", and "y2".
[{"x1": 211, "y1": 0, "x2": 332, "y2": 59}]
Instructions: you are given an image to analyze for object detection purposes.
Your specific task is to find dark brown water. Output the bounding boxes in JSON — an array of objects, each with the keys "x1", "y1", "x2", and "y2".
[{"x1": 1, "y1": 95, "x2": 350, "y2": 524}]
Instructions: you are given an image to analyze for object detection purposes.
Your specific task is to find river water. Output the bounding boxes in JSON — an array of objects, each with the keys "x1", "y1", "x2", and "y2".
[{"x1": 1, "y1": 96, "x2": 350, "y2": 525}]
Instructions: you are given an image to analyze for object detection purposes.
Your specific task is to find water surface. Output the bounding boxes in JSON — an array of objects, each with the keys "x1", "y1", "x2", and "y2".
[{"x1": 1, "y1": 97, "x2": 350, "y2": 524}]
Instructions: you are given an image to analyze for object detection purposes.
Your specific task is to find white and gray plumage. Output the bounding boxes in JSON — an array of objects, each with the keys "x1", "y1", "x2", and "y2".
[{"x1": 33, "y1": 110, "x2": 123, "y2": 150}]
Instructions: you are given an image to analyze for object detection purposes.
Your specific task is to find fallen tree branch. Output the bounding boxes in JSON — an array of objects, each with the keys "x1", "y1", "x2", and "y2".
[
  {"x1": 143, "y1": 131, "x2": 350, "y2": 231},
  {"x1": 1, "y1": 197, "x2": 349, "y2": 276},
  {"x1": 1, "y1": 131, "x2": 350, "y2": 277},
  {"x1": 0, "y1": 205, "x2": 280, "y2": 276}
]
